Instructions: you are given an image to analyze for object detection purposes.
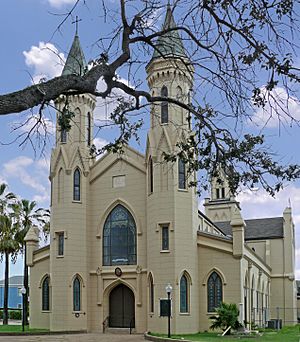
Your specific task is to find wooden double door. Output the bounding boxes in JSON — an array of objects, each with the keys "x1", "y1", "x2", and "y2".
[{"x1": 109, "y1": 284, "x2": 135, "y2": 328}]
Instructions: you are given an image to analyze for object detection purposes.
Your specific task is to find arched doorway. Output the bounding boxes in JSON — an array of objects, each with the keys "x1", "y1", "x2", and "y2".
[{"x1": 109, "y1": 284, "x2": 135, "y2": 328}]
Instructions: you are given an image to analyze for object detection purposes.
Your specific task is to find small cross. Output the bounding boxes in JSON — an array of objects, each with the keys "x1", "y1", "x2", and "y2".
[{"x1": 72, "y1": 16, "x2": 82, "y2": 35}]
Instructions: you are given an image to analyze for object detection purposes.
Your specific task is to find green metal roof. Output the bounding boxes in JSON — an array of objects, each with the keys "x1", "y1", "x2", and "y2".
[
  {"x1": 152, "y1": 5, "x2": 187, "y2": 60},
  {"x1": 62, "y1": 34, "x2": 87, "y2": 76}
]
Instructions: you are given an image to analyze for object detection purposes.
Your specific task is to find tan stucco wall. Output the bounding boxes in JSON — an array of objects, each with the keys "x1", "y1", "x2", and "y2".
[{"x1": 29, "y1": 248, "x2": 50, "y2": 329}]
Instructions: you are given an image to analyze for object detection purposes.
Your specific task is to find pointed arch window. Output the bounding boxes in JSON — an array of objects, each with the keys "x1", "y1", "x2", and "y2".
[
  {"x1": 161, "y1": 86, "x2": 168, "y2": 124},
  {"x1": 178, "y1": 158, "x2": 186, "y2": 189},
  {"x1": 207, "y1": 272, "x2": 223, "y2": 312},
  {"x1": 180, "y1": 274, "x2": 189, "y2": 313},
  {"x1": 149, "y1": 157, "x2": 153, "y2": 194},
  {"x1": 61, "y1": 129, "x2": 67, "y2": 143},
  {"x1": 42, "y1": 276, "x2": 50, "y2": 311},
  {"x1": 87, "y1": 112, "x2": 91, "y2": 146},
  {"x1": 73, "y1": 276, "x2": 81, "y2": 311},
  {"x1": 58, "y1": 168, "x2": 63, "y2": 203},
  {"x1": 103, "y1": 204, "x2": 137, "y2": 266},
  {"x1": 73, "y1": 168, "x2": 81, "y2": 201},
  {"x1": 149, "y1": 273, "x2": 154, "y2": 313}
]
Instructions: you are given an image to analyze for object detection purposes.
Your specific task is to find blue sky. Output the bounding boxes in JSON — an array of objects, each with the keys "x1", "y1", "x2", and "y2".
[{"x1": 0, "y1": 0, "x2": 299, "y2": 280}]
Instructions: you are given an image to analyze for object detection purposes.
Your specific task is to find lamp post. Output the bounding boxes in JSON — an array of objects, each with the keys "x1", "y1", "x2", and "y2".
[
  {"x1": 165, "y1": 283, "x2": 172, "y2": 338},
  {"x1": 20, "y1": 287, "x2": 26, "y2": 332}
]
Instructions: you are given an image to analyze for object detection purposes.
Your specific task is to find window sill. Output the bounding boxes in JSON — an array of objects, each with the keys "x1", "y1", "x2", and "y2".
[
  {"x1": 207, "y1": 312, "x2": 217, "y2": 315},
  {"x1": 160, "y1": 123, "x2": 168, "y2": 126},
  {"x1": 42, "y1": 310, "x2": 51, "y2": 313},
  {"x1": 178, "y1": 188, "x2": 188, "y2": 192},
  {"x1": 179, "y1": 312, "x2": 190, "y2": 316},
  {"x1": 160, "y1": 250, "x2": 170, "y2": 253},
  {"x1": 56, "y1": 255, "x2": 64, "y2": 258},
  {"x1": 72, "y1": 200, "x2": 82, "y2": 204}
]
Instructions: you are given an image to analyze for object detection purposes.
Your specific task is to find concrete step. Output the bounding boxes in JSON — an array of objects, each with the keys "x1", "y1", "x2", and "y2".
[{"x1": 105, "y1": 327, "x2": 135, "y2": 334}]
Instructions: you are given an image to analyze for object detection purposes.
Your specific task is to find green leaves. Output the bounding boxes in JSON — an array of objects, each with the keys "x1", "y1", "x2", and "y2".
[{"x1": 209, "y1": 302, "x2": 242, "y2": 334}]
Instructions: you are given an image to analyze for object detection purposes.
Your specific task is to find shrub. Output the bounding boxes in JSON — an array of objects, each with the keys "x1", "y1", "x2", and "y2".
[
  {"x1": 209, "y1": 302, "x2": 242, "y2": 335},
  {"x1": 8, "y1": 310, "x2": 22, "y2": 320}
]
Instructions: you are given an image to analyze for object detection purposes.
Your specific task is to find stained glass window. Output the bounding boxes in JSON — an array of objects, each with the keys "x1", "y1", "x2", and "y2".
[
  {"x1": 73, "y1": 277, "x2": 81, "y2": 311},
  {"x1": 178, "y1": 159, "x2": 186, "y2": 189},
  {"x1": 162, "y1": 226, "x2": 169, "y2": 250},
  {"x1": 180, "y1": 275, "x2": 188, "y2": 313},
  {"x1": 58, "y1": 232, "x2": 64, "y2": 256},
  {"x1": 73, "y1": 168, "x2": 80, "y2": 201},
  {"x1": 103, "y1": 205, "x2": 137, "y2": 266},
  {"x1": 42, "y1": 276, "x2": 50, "y2": 311},
  {"x1": 207, "y1": 272, "x2": 222, "y2": 312},
  {"x1": 161, "y1": 86, "x2": 168, "y2": 124}
]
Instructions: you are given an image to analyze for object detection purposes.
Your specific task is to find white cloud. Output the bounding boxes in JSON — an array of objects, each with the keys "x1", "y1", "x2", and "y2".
[
  {"x1": 250, "y1": 86, "x2": 300, "y2": 128},
  {"x1": 94, "y1": 137, "x2": 109, "y2": 151},
  {"x1": 3, "y1": 156, "x2": 50, "y2": 205},
  {"x1": 23, "y1": 42, "x2": 65, "y2": 84},
  {"x1": 47, "y1": 0, "x2": 77, "y2": 9}
]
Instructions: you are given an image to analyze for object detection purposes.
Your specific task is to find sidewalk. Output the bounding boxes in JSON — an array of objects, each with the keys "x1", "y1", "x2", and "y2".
[{"x1": 0, "y1": 333, "x2": 145, "y2": 341}]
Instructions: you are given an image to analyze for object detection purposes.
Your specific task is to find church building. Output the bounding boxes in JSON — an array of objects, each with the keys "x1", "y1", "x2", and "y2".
[{"x1": 25, "y1": 7, "x2": 297, "y2": 334}]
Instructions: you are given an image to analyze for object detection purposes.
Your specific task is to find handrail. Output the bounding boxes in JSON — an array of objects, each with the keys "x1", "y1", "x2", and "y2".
[
  {"x1": 102, "y1": 316, "x2": 109, "y2": 333},
  {"x1": 129, "y1": 316, "x2": 135, "y2": 334}
]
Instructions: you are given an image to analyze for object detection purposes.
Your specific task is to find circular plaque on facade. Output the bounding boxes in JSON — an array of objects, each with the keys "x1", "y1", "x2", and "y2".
[{"x1": 115, "y1": 267, "x2": 122, "y2": 277}]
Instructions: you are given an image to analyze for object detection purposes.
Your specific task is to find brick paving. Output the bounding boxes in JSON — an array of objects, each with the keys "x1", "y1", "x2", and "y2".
[{"x1": 0, "y1": 333, "x2": 145, "y2": 342}]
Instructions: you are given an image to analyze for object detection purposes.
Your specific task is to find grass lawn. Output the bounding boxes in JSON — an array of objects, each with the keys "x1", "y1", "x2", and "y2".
[
  {"x1": 151, "y1": 325, "x2": 300, "y2": 342},
  {"x1": 0, "y1": 325, "x2": 49, "y2": 334}
]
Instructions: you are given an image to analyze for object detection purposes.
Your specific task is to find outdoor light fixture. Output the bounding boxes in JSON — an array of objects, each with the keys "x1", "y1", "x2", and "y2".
[
  {"x1": 165, "y1": 283, "x2": 172, "y2": 338},
  {"x1": 20, "y1": 287, "x2": 26, "y2": 332}
]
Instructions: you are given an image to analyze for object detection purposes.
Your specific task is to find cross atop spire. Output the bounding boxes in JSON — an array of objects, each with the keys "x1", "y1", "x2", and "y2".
[{"x1": 72, "y1": 16, "x2": 82, "y2": 36}]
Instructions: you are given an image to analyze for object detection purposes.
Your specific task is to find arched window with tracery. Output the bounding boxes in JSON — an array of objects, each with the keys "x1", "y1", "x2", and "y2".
[
  {"x1": 207, "y1": 271, "x2": 223, "y2": 312},
  {"x1": 149, "y1": 273, "x2": 154, "y2": 313},
  {"x1": 161, "y1": 86, "x2": 168, "y2": 124},
  {"x1": 180, "y1": 274, "x2": 189, "y2": 313},
  {"x1": 73, "y1": 168, "x2": 81, "y2": 201},
  {"x1": 73, "y1": 276, "x2": 81, "y2": 311},
  {"x1": 103, "y1": 204, "x2": 137, "y2": 266},
  {"x1": 42, "y1": 276, "x2": 50, "y2": 311}
]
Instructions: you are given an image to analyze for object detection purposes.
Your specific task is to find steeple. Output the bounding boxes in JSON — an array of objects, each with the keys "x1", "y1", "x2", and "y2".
[
  {"x1": 62, "y1": 33, "x2": 87, "y2": 76},
  {"x1": 152, "y1": 4, "x2": 188, "y2": 60}
]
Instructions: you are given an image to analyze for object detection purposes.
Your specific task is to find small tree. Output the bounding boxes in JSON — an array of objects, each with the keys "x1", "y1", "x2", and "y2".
[
  {"x1": 13, "y1": 199, "x2": 50, "y2": 325},
  {"x1": 209, "y1": 302, "x2": 241, "y2": 335}
]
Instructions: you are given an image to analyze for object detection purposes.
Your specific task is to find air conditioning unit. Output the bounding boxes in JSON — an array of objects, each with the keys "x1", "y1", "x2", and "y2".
[{"x1": 267, "y1": 319, "x2": 282, "y2": 329}]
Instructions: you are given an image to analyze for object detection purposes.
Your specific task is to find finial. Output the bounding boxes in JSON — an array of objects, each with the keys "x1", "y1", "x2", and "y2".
[{"x1": 72, "y1": 16, "x2": 82, "y2": 36}]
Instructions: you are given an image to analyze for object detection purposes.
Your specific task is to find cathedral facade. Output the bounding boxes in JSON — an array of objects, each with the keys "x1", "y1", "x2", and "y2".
[{"x1": 25, "y1": 7, "x2": 297, "y2": 334}]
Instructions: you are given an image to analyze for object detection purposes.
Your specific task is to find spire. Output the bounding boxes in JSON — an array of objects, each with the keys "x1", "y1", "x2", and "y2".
[
  {"x1": 62, "y1": 33, "x2": 87, "y2": 76},
  {"x1": 152, "y1": 5, "x2": 188, "y2": 60}
]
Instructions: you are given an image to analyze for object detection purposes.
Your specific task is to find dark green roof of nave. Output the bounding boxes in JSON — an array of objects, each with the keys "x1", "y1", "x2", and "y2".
[{"x1": 215, "y1": 217, "x2": 284, "y2": 240}]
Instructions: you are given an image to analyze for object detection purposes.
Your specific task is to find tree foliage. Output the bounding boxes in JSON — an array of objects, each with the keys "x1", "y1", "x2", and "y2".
[{"x1": 1, "y1": 0, "x2": 300, "y2": 194}]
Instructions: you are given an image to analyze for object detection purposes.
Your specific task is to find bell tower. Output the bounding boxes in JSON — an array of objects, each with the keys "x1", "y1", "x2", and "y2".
[
  {"x1": 204, "y1": 168, "x2": 240, "y2": 222},
  {"x1": 145, "y1": 5, "x2": 199, "y2": 334},
  {"x1": 49, "y1": 31, "x2": 96, "y2": 331}
]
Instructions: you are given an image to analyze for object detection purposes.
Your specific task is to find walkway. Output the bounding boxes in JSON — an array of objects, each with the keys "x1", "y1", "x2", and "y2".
[{"x1": 0, "y1": 333, "x2": 145, "y2": 342}]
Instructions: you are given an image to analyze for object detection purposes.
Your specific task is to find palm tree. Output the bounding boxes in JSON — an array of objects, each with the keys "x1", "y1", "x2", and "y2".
[
  {"x1": 13, "y1": 199, "x2": 50, "y2": 325},
  {"x1": 0, "y1": 183, "x2": 17, "y2": 325}
]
